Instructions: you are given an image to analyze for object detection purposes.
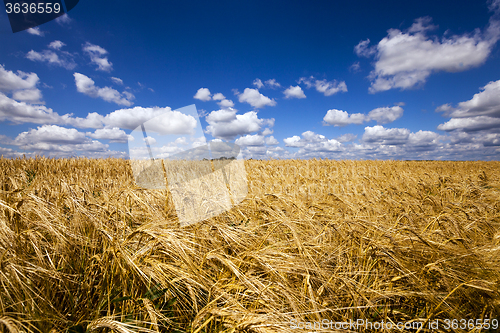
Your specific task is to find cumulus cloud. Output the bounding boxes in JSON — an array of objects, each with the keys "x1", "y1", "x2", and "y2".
[
  {"x1": 143, "y1": 136, "x2": 157, "y2": 145},
  {"x1": 323, "y1": 106, "x2": 403, "y2": 126},
  {"x1": 12, "y1": 89, "x2": 43, "y2": 103},
  {"x1": 206, "y1": 108, "x2": 237, "y2": 123},
  {"x1": 194, "y1": 88, "x2": 212, "y2": 101},
  {"x1": 0, "y1": 65, "x2": 39, "y2": 92},
  {"x1": 253, "y1": 79, "x2": 264, "y2": 89},
  {"x1": 55, "y1": 14, "x2": 72, "y2": 25},
  {"x1": 237, "y1": 88, "x2": 276, "y2": 108},
  {"x1": 26, "y1": 27, "x2": 44, "y2": 36},
  {"x1": 0, "y1": 92, "x2": 65, "y2": 124},
  {"x1": 235, "y1": 134, "x2": 266, "y2": 146},
  {"x1": 284, "y1": 130, "x2": 343, "y2": 154},
  {"x1": 0, "y1": 147, "x2": 20, "y2": 158},
  {"x1": 99, "y1": 106, "x2": 197, "y2": 134},
  {"x1": 206, "y1": 110, "x2": 274, "y2": 139},
  {"x1": 283, "y1": 85, "x2": 306, "y2": 99},
  {"x1": 83, "y1": 42, "x2": 113, "y2": 72},
  {"x1": 26, "y1": 49, "x2": 77, "y2": 70},
  {"x1": 252, "y1": 78, "x2": 281, "y2": 89},
  {"x1": 362, "y1": 125, "x2": 410, "y2": 145},
  {"x1": 436, "y1": 79, "x2": 500, "y2": 132},
  {"x1": 74, "y1": 73, "x2": 134, "y2": 106},
  {"x1": 265, "y1": 79, "x2": 281, "y2": 88},
  {"x1": 48, "y1": 40, "x2": 65, "y2": 50},
  {"x1": 265, "y1": 136, "x2": 279, "y2": 145},
  {"x1": 262, "y1": 128, "x2": 273, "y2": 136},
  {"x1": 350, "y1": 62, "x2": 361, "y2": 72},
  {"x1": 87, "y1": 127, "x2": 129, "y2": 143},
  {"x1": 358, "y1": 14, "x2": 500, "y2": 93},
  {"x1": 354, "y1": 39, "x2": 376, "y2": 57},
  {"x1": 336, "y1": 133, "x2": 357, "y2": 142},
  {"x1": 111, "y1": 77, "x2": 123, "y2": 85},
  {"x1": 408, "y1": 130, "x2": 440, "y2": 147},
  {"x1": 367, "y1": 106, "x2": 404, "y2": 124},
  {"x1": 15, "y1": 125, "x2": 87, "y2": 145},
  {"x1": 437, "y1": 116, "x2": 500, "y2": 132},
  {"x1": 323, "y1": 109, "x2": 366, "y2": 126},
  {"x1": 218, "y1": 99, "x2": 235, "y2": 108},
  {"x1": 298, "y1": 76, "x2": 347, "y2": 96},
  {"x1": 212, "y1": 93, "x2": 225, "y2": 100},
  {"x1": 438, "y1": 79, "x2": 500, "y2": 118}
]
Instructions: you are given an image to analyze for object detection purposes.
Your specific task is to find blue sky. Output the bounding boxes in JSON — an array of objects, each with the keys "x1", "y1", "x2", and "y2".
[{"x1": 1, "y1": 0, "x2": 500, "y2": 160}]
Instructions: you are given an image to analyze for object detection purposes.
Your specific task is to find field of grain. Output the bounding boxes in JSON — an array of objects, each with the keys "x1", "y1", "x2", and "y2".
[{"x1": 1, "y1": 157, "x2": 499, "y2": 332}]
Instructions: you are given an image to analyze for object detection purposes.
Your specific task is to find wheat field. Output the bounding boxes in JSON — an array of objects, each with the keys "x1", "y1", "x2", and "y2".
[{"x1": 0, "y1": 157, "x2": 499, "y2": 332}]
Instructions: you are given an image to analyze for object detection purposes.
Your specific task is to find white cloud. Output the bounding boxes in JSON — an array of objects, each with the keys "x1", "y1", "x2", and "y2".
[
  {"x1": 490, "y1": 0, "x2": 500, "y2": 13},
  {"x1": 175, "y1": 137, "x2": 188, "y2": 145},
  {"x1": 283, "y1": 135, "x2": 302, "y2": 147},
  {"x1": 437, "y1": 116, "x2": 500, "y2": 132},
  {"x1": 323, "y1": 109, "x2": 366, "y2": 126},
  {"x1": 111, "y1": 77, "x2": 123, "y2": 85},
  {"x1": 262, "y1": 128, "x2": 273, "y2": 136},
  {"x1": 0, "y1": 147, "x2": 20, "y2": 158},
  {"x1": 192, "y1": 136, "x2": 207, "y2": 148},
  {"x1": 323, "y1": 106, "x2": 404, "y2": 126},
  {"x1": 354, "y1": 39, "x2": 376, "y2": 57},
  {"x1": 265, "y1": 136, "x2": 279, "y2": 145},
  {"x1": 336, "y1": 133, "x2": 357, "y2": 142},
  {"x1": 55, "y1": 14, "x2": 72, "y2": 25},
  {"x1": 298, "y1": 76, "x2": 347, "y2": 96},
  {"x1": 439, "y1": 79, "x2": 500, "y2": 118},
  {"x1": 284, "y1": 131, "x2": 343, "y2": 153},
  {"x1": 315, "y1": 79, "x2": 348, "y2": 96},
  {"x1": 74, "y1": 73, "x2": 134, "y2": 106},
  {"x1": 367, "y1": 106, "x2": 404, "y2": 124},
  {"x1": 206, "y1": 108, "x2": 237, "y2": 123},
  {"x1": 350, "y1": 62, "x2": 361, "y2": 72},
  {"x1": 212, "y1": 93, "x2": 225, "y2": 100},
  {"x1": 235, "y1": 134, "x2": 266, "y2": 146},
  {"x1": 15, "y1": 125, "x2": 87, "y2": 145},
  {"x1": 0, "y1": 65, "x2": 39, "y2": 92},
  {"x1": 362, "y1": 125, "x2": 410, "y2": 145},
  {"x1": 238, "y1": 88, "x2": 276, "y2": 108},
  {"x1": 194, "y1": 88, "x2": 212, "y2": 101},
  {"x1": 253, "y1": 79, "x2": 264, "y2": 89},
  {"x1": 83, "y1": 42, "x2": 113, "y2": 72},
  {"x1": 26, "y1": 50, "x2": 77, "y2": 70},
  {"x1": 87, "y1": 127, "x2": 129, "y2": 143},
  {"x1": 101, "y1": 106, "x2": 197, "y2": 134},
  {"x1": 12, "y1": 89, "x2": 42, "y2": 103},
  {"x1": 206, "y1": 110, "x2": 274, "y2": 139},
  {"x1": 218, "y1": 99, "x2": 235, "y2": 108},
  {"x1": 48, "y1": 40, "x2": 65, "y2": 50},
  {"x1": 26, "y1": 27, "x2": 44, "y2": 36},
  {"x1": 283, "y1": 85, "x2": 306, "y2": 99},
  {"x1": 265, "y1": 79, "x2": 281, "y2": 88},
  {"x1": 143, "y1": 136, "x2": 157, "y2": 145},
  {"x1": 482, "y1": 133, "x2": 500, "y2": 146},
  {"x1": 19, "y1": 140, "x2": 109, "y2": 154},
  {"x1": 408, "y1": 130, "x2": 440, "y2": 147},
  {"x1": 253, "y1": 78, "x2": 281, "y2": 89},
  {"x1": 360, "y1": 15, "x2": 500, "y2": 93},
  {"x1": 0, "y1": 92, "x2": 59, "y2": 124},
  {"x1": 436, "y1": 79, "x2": 500, "y2": 132}
]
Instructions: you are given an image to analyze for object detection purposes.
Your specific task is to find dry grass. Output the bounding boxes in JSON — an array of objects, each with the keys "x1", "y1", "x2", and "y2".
[{"x1": 1, "y1": 157, "x2": 499, "y2": 332}]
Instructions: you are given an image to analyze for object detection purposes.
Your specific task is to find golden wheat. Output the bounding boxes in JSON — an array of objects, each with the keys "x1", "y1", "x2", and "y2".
[{"x1": 0, "y1": 157, "x2": 499, "y2": 332}]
